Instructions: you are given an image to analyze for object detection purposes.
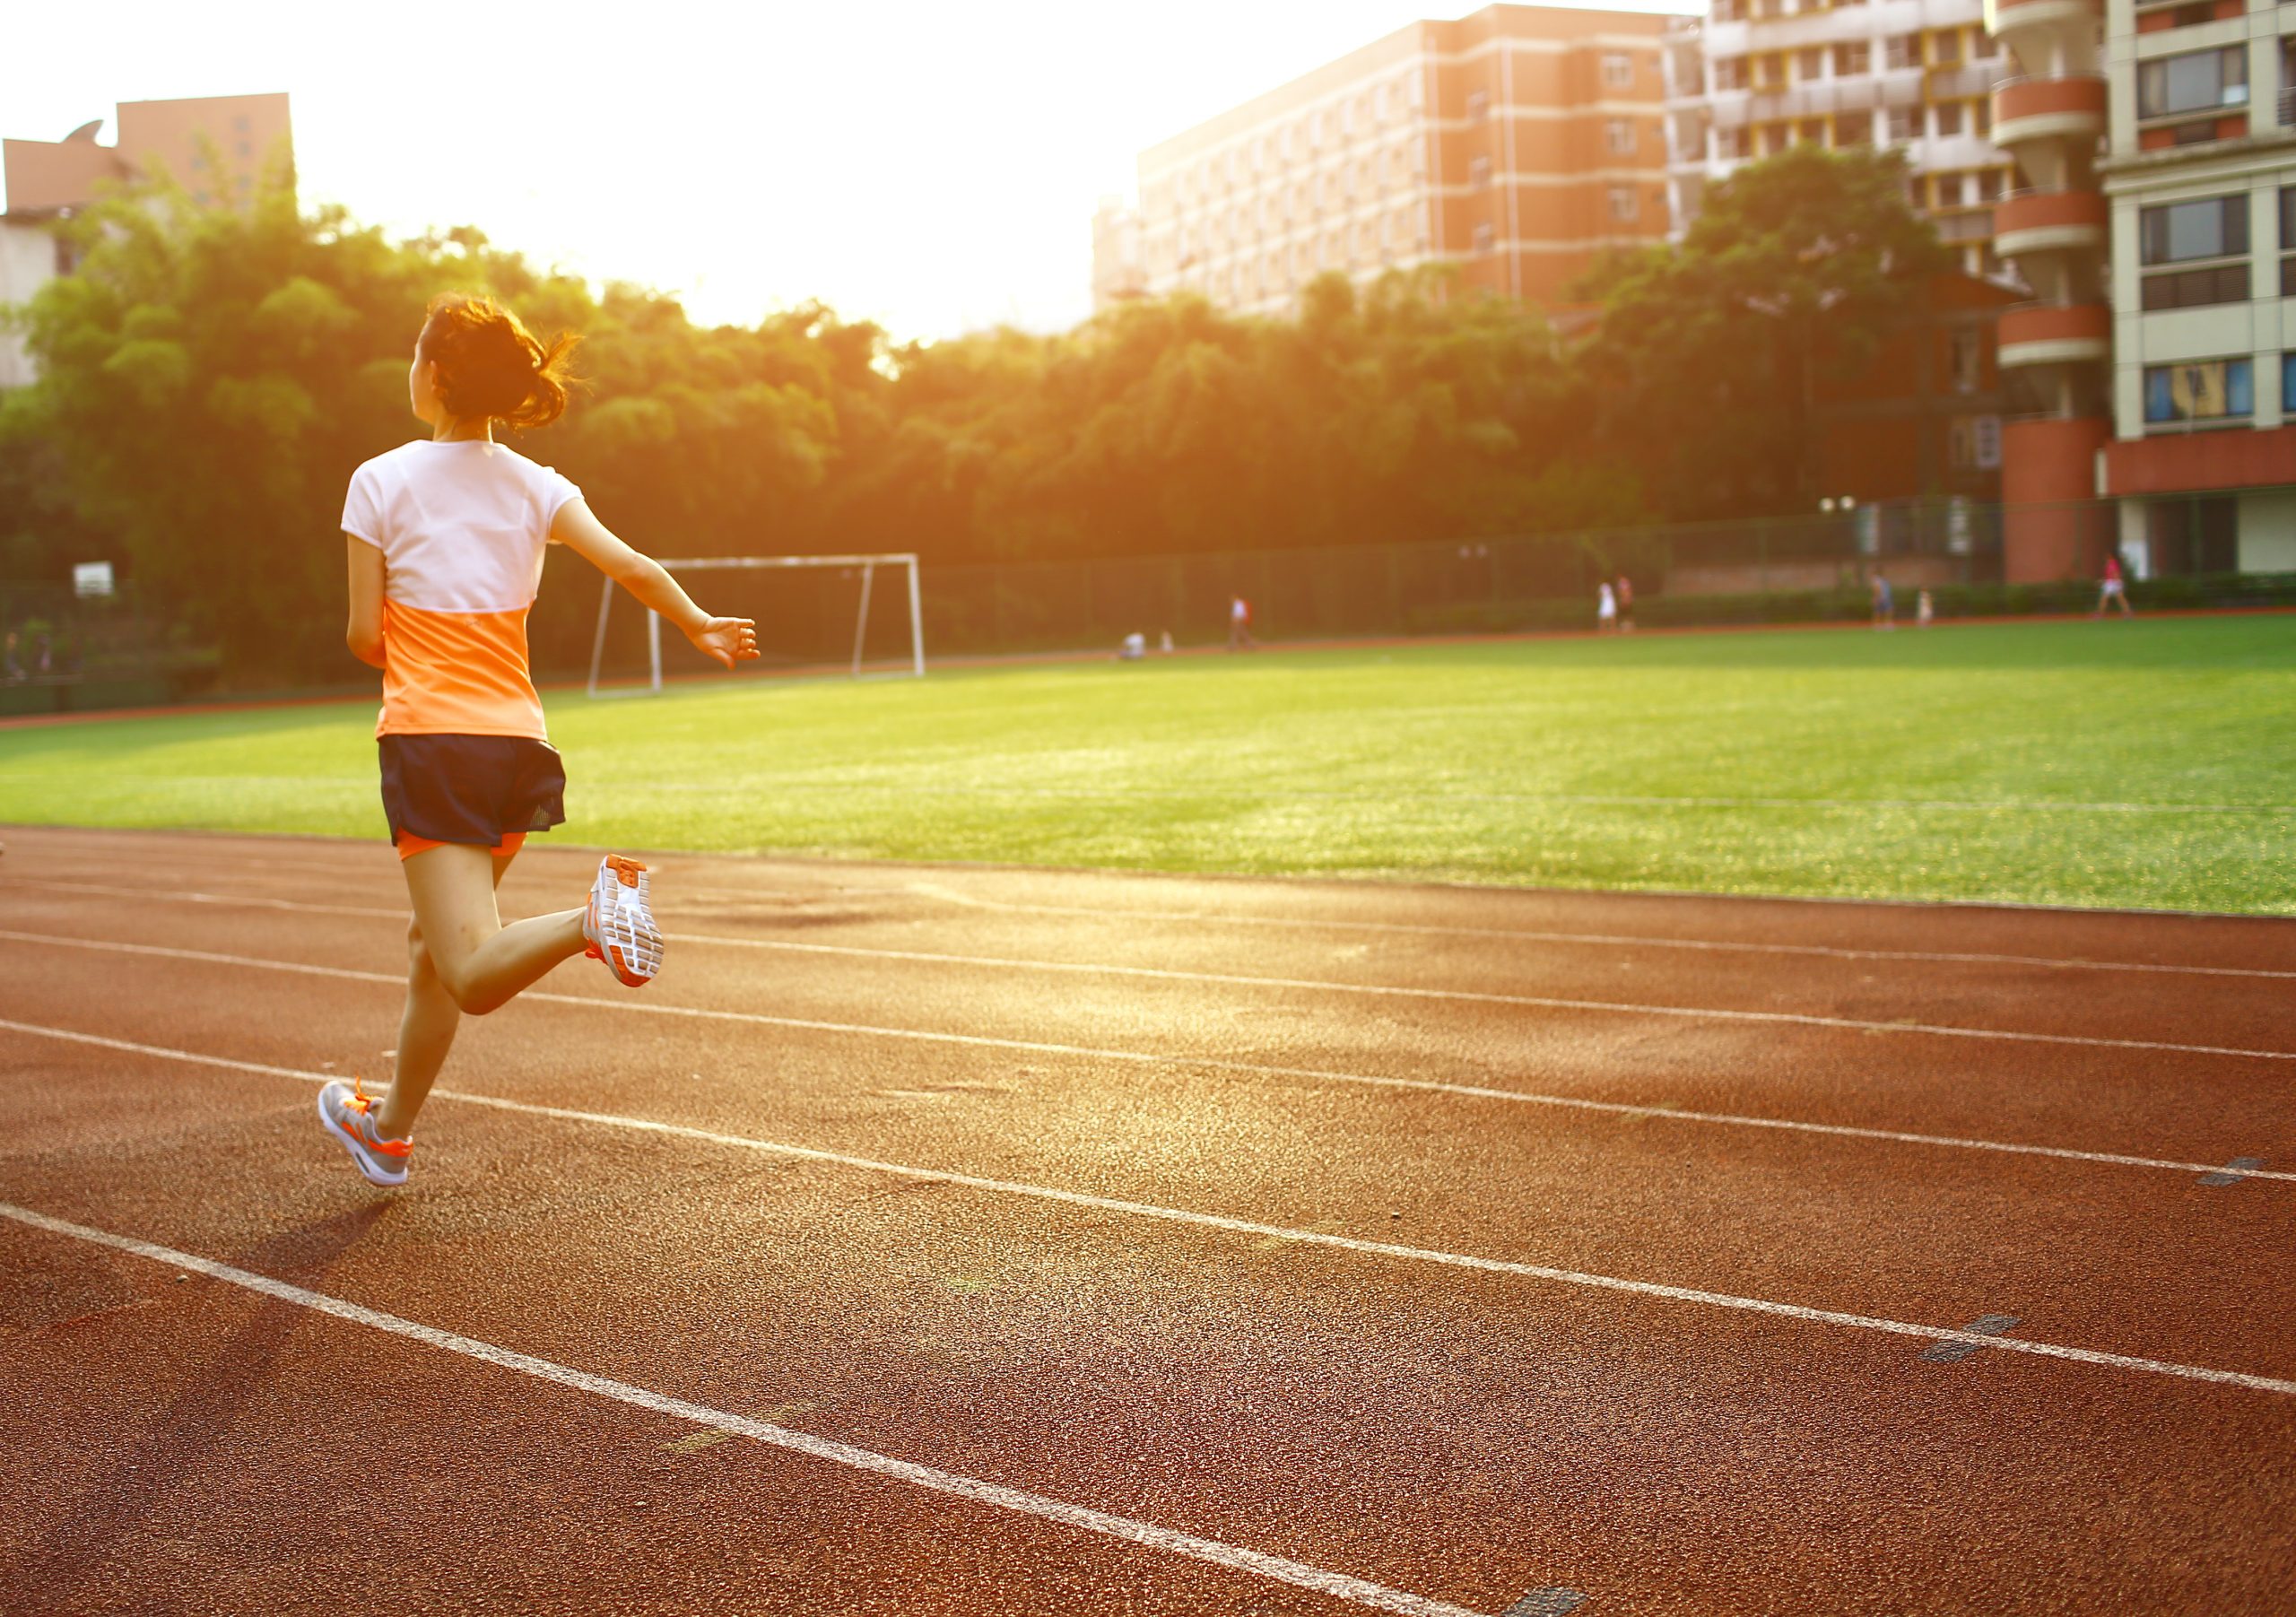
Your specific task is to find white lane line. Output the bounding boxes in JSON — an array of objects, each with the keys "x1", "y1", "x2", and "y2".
[
  {"x1": 23, "y1": 875, "x2": 2295, "y2": 984},
  {"x1": 0, "y1": 1201, "x2": 1488, "y2": 1617},
  {"x1": 901, "y1": 883, "x2": 2296, "y2": 983},
  {"x1": 7, "y1": 1019, "x2": 2295, "y2": 1401},
  {"x1": 7, "y1": 934, "x2": 2294, "y2": 1187},
  {"x1": 16, "y1": 880, "x2": 409, "y2": 920},
  {"x1": 9, "y1": 925, "x2": 2292, "y2": 1066}
]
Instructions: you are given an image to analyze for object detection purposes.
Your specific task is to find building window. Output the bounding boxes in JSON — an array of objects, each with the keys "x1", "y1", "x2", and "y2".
[
  {"x1": 1474, "y1": 222, "x2": 1496, "y2": 253},
  {"x1": 1935, "y1": 101, "x2": 1964, "y2": 136},
  {"x1": 1798, "y1": 48, "x2": 1825, "y2": 80},
  {"x1": 1797, "y1": 117, "x2": 1827, "y2": 145},
  {"x1": 1714, "y1": 57, "x2": 1749, "y2": 91},
  {"x1": 1951, "y1": 329, "x2": 1983, "y2": 393},
  {"x1": 1835, "y1": 112, "x2": 1872, "y2": 145},
  {"x1": 1884, "y1": 34, "x2": 1919, "y2": 70},
  {"x1": 2137, "y1": 47, "x2": 2248, "y2": 119},
  {"x1": 2143, "y1": 358, "x2": 2254, "y2": 425},
  {"x1": 2142, "y1": 195, "x2": 2248, "y2": 263},
  {"x1": 1718, "y1": 126, "x2": 1749, "y2": 159},
  {"x1": 1833, "y1": 41, "x2": 1870, "y2": 74},
  {"x1": 2280, "y1": 187, "x2": 2296, "y2": 291},
  {"x1": 1608, "y1": 184, "x2": 1639, "y2": 221},
  {"x1": 1932, "y1": 29, "x2": 1962, "y2": 65},
  {"x1": 1977, "y1": 168, "x2": 2002, "y2": 202},
  {"x1": 1605, "y1": 117, "x2": 1637, "y2": 154},
  {"x1": 1470, "y1": 154, "x2": 1492, "y2": 187},
  {"x1": 1603, "y1": 52, "x2": 1634, "y2": 88},
  {"x1": 2143, "y1": 263, "x2": 2252, "y2": 309},
  {"x1": 1714, "y1": 0, "x2": 1744, "y2": 18},
  {"x1": 1887, "y1": 106, "x2": 1918, "y2": 141}
]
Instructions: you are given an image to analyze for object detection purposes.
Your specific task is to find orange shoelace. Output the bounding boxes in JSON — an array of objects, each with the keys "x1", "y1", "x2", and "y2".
[{"x1": 344, "y1": 1078, "x2": 411, "y2": 1155}]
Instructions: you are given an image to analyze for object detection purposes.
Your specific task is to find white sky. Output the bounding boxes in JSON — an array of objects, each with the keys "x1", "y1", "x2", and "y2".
[{"x1": 4, "y1": 0, "x2": 1683, "y2": 342}]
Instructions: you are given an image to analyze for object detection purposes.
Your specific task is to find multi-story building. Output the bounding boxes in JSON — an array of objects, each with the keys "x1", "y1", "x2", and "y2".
[
  {"x1": 2, "y1": 94, "x2": 291, "y2": 387},
  {"x1": 1117, "y1": 4, "x2": 1678, "y2": 317},
  {"x1": 1989, "y1": 0, "x2": 2296, "y2": 578},
  {"x1": 2091, "y1": 0, "x2": 2296, "y2": 572},
  {"x1": 1664, "y1": 0, "x2": 2016, "y2": 279},
  {"x1": 1091, "y1": 198, "x2": 1146, "y2": 311}
]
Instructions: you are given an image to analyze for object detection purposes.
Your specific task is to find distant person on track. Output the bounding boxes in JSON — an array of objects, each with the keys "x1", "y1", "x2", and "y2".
[
  {"x1": 1596, "y1": 579, "x2": 1616, "y2": 633},
  {"x1": 1228, "y1": 595, "x2": 1257, "y2": 651},
  {"x1": 317, "y1": 292, "x2": 759, "y2": 1188},
  {"x1": 1870, "y1": 570, "x2": 1894, "y2": 630},
  {"x1": 1614, "y1": 573, "x2": 1635, "y2": 632},
  {"x1": 1917, "y1": 589, "x2": 1934, "y2": 629},
  {"x1": 2096, "y1": 552, "x2": 2134, "y2": 618}
]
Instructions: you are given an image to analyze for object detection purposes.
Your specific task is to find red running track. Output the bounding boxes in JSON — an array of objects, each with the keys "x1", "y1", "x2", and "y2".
[{"x1": 1, "y1": 825, "x2": 2292, "y2": 1615}]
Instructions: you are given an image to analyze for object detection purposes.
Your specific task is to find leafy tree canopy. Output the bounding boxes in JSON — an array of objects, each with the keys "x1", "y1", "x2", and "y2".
[{"x1": 0, "y1": 145, "x2": 1937, "y2": 681}]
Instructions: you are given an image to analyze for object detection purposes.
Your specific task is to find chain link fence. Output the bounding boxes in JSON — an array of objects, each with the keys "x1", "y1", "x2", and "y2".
[
  {"x1": 19, "y1": 492, "x2": 2296, "y2": 711},
  {"x1": 0, "y1": 579, "x2": 204, "y2": 717}
]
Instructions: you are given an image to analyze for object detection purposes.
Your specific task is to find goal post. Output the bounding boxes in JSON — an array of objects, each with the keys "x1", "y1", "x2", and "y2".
[{"x1": 586, "y1": 552, "x2": 926, "y2": 699}]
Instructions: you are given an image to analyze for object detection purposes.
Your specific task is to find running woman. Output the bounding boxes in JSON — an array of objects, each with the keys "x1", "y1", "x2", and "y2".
[{"x1": 317, "y1": 292, "x2": 758, "y2": 1187}]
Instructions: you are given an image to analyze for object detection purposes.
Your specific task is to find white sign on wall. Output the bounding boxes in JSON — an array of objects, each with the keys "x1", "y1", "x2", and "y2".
[{"x1": 73, "y1": 561, "x2": 115, "y2": 598}]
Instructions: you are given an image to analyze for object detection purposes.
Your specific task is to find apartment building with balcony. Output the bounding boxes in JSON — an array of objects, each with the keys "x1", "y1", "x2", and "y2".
[
  {"x1": 2, "y1": 94, "x2": 291, "y2": 387},
  {"x1": 1665, "y1": 0, "x2": 2016, "y2": 278},
  {"x1": 1120, "y1": 4, "x2": 1678, "y2": 317},
  {"x1": 2088, "y1": 0, "x2": 2296, "y2": 572}
]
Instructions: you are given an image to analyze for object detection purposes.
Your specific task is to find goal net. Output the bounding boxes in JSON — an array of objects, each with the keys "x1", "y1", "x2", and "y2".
[{"x1": 586, "y1": 553, "x2": 925, "y2": 699}]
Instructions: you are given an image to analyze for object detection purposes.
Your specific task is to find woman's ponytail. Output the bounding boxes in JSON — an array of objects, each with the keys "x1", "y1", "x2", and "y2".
[{"x1": 417, "y1": 292, "x2": 582, "y2": 430}]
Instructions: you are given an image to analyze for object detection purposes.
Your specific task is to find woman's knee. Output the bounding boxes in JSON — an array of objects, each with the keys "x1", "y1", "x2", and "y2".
[{"x1": 430, "y1": 958, "x2": 500, "y2": 1015}]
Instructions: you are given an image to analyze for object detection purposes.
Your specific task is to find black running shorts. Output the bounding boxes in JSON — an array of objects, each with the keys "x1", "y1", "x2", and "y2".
[{"x1": 378, "y1": 734, "x2": 567, "y2": 851}]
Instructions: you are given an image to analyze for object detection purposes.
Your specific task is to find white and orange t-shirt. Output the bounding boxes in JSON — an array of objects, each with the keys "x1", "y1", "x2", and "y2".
[{"x1": 341, "y1": 440, "x2": 584, "y2": 740}]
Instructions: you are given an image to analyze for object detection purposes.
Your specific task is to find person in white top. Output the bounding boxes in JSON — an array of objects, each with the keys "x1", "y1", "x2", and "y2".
[
  {"x1": 1596, "y1": 580, "x2": 1617, "y2": 632},
  {"x1": 317, "y1": 291, "x2": 759, "y2": 1190}
]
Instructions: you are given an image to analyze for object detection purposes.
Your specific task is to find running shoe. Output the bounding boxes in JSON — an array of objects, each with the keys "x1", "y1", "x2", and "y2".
[
  {"x1": 317, "y1": 1079, "x2": 411, "y2": 1187},
  {"x1": 584, "y1": 853, "x2": 662, "y2": 987}
]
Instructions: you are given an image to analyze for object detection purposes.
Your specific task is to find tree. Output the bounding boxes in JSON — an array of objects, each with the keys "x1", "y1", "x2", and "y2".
[{"x1": 1581, "y1": 145, "x2": 1947, "y2": 520}]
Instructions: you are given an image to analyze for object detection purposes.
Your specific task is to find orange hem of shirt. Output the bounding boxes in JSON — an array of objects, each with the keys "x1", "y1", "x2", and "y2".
[{"x1": 396, "y1": 830, "x2": 528, "y2": 863}]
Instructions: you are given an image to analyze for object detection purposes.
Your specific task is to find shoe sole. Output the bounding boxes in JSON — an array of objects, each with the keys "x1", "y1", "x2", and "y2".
[
  {"x1": 317, "y1": 1088, "x2": 408, "y2": 1188},
  {"x1": 591, "y1": 855, "x2": 661, "y2": 987}
]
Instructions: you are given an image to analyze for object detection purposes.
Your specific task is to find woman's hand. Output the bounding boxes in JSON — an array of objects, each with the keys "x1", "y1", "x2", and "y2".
[{"x1": 687, "y1": 616, "x2": 760, "y2": 670}]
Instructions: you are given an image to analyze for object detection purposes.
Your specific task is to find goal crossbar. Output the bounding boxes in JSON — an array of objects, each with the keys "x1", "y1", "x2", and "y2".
[{"x1": 586, "y1": 552, "x2": 924, "y2": 699}]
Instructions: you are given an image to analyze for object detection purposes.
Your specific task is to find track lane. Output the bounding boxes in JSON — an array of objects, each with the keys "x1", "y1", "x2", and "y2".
[
  {"x1": 3, "y1": 1045, "x2": 2292, "y2": 1616},
  {"x1": 16, "y1": 839, "x2": 2296, "y2": 1057},
  {"x1": 6, "y1": 951, "x2": 2292, "y2": 1385},
  {"x1": 0, "y1": 1223, "x2": 1465, "y2": 1617},
  {"x1": 11, "y1": 886, "x2": 2293, "y2": 1199}
]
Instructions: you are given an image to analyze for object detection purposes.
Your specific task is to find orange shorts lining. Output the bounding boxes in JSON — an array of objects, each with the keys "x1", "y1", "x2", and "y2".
[{"x1": 396, "y1": 830, "x2": 527, "y2": 862}]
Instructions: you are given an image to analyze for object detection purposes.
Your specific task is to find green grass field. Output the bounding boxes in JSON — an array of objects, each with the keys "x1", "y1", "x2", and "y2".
[{"x1": 6, "y1": 616, "x2": 2292, "y2": 913}]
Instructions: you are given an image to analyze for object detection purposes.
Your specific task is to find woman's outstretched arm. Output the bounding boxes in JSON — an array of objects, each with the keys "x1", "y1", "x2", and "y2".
[{"x1": 550, "y1": 500, "x2": 759, "y2": 669}]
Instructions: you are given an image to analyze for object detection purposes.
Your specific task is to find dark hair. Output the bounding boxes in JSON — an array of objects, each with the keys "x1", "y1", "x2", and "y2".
[{"x1": 417, "y1": 292, "x2": 580, "y2": 430}]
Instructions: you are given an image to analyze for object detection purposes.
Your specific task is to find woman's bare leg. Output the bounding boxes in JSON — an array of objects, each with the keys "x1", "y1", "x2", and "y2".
[
  {"x1": 374, "y1": 846, "x2": 537, "y2": 1138},
  {"x1": 405, "y1": 842, "x2": 587, "y2": 1013}
]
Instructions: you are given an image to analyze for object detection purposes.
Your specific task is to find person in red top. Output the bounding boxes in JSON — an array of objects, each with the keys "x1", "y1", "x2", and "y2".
[
  {"x1": 2096, "y1": 552, "x2": 2134, "y2": 618},
  {"x1": 316, "y1": 293, "x2": 760, "y2": 1188}
]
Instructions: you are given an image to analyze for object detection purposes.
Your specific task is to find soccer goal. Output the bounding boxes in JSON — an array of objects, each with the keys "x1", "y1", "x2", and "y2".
[{"x1": 586, "y1": 552, "x2": 925, "y2": 699}]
